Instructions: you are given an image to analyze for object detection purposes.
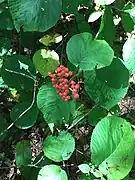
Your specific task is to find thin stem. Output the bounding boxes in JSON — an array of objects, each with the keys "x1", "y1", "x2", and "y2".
[
  {"x1": 0, "y1": 80, "x2": 37, "y2": 137},
  {"x1": 5, "y1": 68, "x2": 36, "y2": 81}
]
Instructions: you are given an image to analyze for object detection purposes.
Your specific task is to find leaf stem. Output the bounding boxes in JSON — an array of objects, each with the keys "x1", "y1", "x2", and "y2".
[{"x1": 0, "y1": 80, "x2": 37, "y2": 137}]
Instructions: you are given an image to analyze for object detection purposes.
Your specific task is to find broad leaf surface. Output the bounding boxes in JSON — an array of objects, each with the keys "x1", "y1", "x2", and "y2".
[
  {"x1": 37, "y1": 83, "x2": 75, "y2": 125},
  {"x1": 44, "y1": 131, "x2": 75, "y2": 162},
  {"x1": 84, "y1": 58, "x2": 129, "y2": 109},
  {"x1": 121, "y1": 3, "x2": 135, "y2": 32},
  {"x1": 123, "y1": 37, "x2": 135, "y2": 74},
  {"x1": 38, "y1": 165, "x2": 68, "y2": 180},
  {"x1": 97, "y1": 6, "x2": 115, "y2": 46},
  {"x1": 1, "y1": 54, "x2": 36, "y2": 90},
  {"x1": 33, "y1": 49, "x2": 59, "y2": 77},
  {"x1": 16, "y1": 140, "x2": 32, "y2": 168},
  {"x1": 66, "y1": 32, "x2": 114, "y2": 70},
  {"x1": 10, "y1": 102, "x2": 39, "y2": 129},
  {"x1": 0, "y1": 7, "x2": 14, "y2": 30},
  {"x1": 8, "y1": 0, "x2": 62, "y2": 32},
  {"x1": 91, "y1": 116, "x2": 135, "y2": 179}
]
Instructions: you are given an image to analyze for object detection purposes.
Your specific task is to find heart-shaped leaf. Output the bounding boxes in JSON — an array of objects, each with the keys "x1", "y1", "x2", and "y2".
[
  {"x1": 66, "y1": 32, "x2": 114, "y2": 71},
  {"x1": 16, "y1": 140, "x2": 32, "y2": 168},
  {"x1": 84, "y1": 57, "x2": 129, "y2": 109},
  {"x1": 37, "y1": 83, "x2": 75, "y2": 126},
  {"x1": 10, "y1": 102, "x2": 39, "y2": 129},
  {"x1": 1, "y1": 54, "x2": 36, "y2": 90},
  {"x1": 33, "y1": 49, "x2": 59, "y2": 77},
  {"x1": 123, "y1": 37, "x2": 135, "y2": 74},
  {"x1": 8, "y1": 0, "x2": 62, "y2": 32},
  {"x1": 38, "y1": 165, "x2": 68, "y2": 180},
  {"x1": 91, "y1": 116, "x2": 135, "y2": 179},
  {"x1": 43, "y1": 131, "x2": 75, "y2": 162}
]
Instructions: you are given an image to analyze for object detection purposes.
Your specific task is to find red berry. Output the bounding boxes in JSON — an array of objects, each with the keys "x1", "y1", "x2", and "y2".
[
  {"x1": 74, "y1": 84, "x2": 80, "y2": 90},
  {"x1": 64, "y1": 67, "x2": 69, "y2": 72},
  {"x1": 52, "y1": 78, "x2": 56, "y2": 82},
  {"x1": 63, "y1": 92, "x2": 68, "y2": 96},
  {"x1": 63, "y1": 79, "x2": 68, "y2": 83},
  {"x1": 74, "y1": 93, "x2": 79, "y2": 99},
  {"x1": 72, "y1": 89, "x2": 78, "y2": 93},
  {"x1": 70, "y1": 80, "x2": 75, "y2": 85},
  {"x1": 65, "y1": 73, "x2": 69, "y2": 77},
  {"x1": 68, "y1": 71, "x2": 72, "y2": 76},
  {"x1": 71, "y1": 84, "x2": 75, "y2": 89},
  {"x1": 60, "y1": 65, "x2": 64, "y2": 69},
  {"x1": 57, "y1": 73, "x2": 61, "y2": 77},
  {"x1": 66, "y1": 96, "x2": 70, "y2": 100},
  {"x1": 64, "y1": 84, "x2": 69, "y2": 88},
  {"x1": 56, "y1": 67, "x2": 61, "y2": 73}
]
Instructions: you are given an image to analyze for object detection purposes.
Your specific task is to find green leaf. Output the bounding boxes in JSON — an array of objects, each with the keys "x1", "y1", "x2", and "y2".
[
  {"x1": 37, "y1": 83, "x2": 75, "y2": 126},
  {"x1": 78, "y1": 164, "x2": 90, "y2": 174},
  {"x1": 91, "y1": 116, "x2": 135, "y2": 179},
  {"x1": 88, "y1": 106, "x2": 107, "y2": 126},
  {"x1": 123, "y1": 37, "x2": 135, "y2": 74},
  {"x1": 38, "y1": 165, "x2": 68, "y2": 180},
  {"x1": 121, "y1": 3, "x2": 135, "y2": 33},
  {"x1": 20, "y1": 153, "x2": 52, "y2": 180},
  {"x1": 94, "y1": 0, "x2": 115, "y2": 5},
  {"x1": 0, "y1": 116, "x2": 9, "y2": 141},
  {"x1": 0, "y1": 7, "x2": 14, "y2": 30},
  {"x1": 39, "y1": 33, "x2": 62, "y2": 46},
  {"x1": 1, "y1": 54, "x2": 36, "y2": 90},
  {"x1": 0, "y1": 0, "x2": 6, "y2": 3},
  {"x1": 10, "y1": 102, "x2": 39, "y2": 129},
  {"x1": 84, "y1": 57, "x2": 129, "y2": 109},
  {"x1": 8, "y1": 0, "x2": 62, "y2": 32},
  {"x1": 66, "y1": 32, "x2": 114, "y2": 71},
  {"x1": 16, "y1": 140, "x2": 32, "y2": 168},
  {"x1": 44, "y1": 131, "x2": 75, "y2": 162},
  {"x1": 0, "y1": 37, "x2": 11, "y2": 56},
  {"x1": 97, "y1": 6, "x2": 115, "y2": 46},
  {"x1": 33, "y1": 49, "x2": 60, "y2": 77},
  {"x1": 88, "y1": 11, "x2": 102, "y2": 22}
]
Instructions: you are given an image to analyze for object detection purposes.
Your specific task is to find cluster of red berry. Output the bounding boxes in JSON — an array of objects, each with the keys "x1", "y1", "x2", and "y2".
[{"x1": 48, "y1": 65, "x2": 80, "y2": 101}]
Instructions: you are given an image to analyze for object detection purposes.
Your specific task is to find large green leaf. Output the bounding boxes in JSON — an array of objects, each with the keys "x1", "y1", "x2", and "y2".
[
  {"x1": 10, "y1": 102, "x2": 39, "y2": 129},
  {"x1": 38, "y1": 165, "x2": 68, "y2": 180},
  {"x1": 8, "y1": 0, "x2": 62, "y2": 32},
  {"x1": 66, "y1": 32, "x2": 114, "y2": 71},
  {"x1": 91, "y1": 116, "x2": 135, "y2": 179},
  {"x1": 84, "y1": 57, "x2": 129, "y2": 109},
  {"x1": 121, "y1": 3, "x2": 135, "y2": 33},
  {"x1": 44, "y1": 131, "x2": 75, "y2": 162},
  {"x1": 37, "y1": 83, "x2": 75, "y2": 125},
  {"x1": 1, "y1": 54, "x2": 36, "y2": 90},
  {"x1": 97, "y1": 6, "x2": 115, "y2": 46},
  {"x1": 16, "y1": 140, "x2": 32, "y2": 168},
  {"x1": 94, "y1": 0, "x2": 115, "y2": 5},
  {"x1": 0, "y1": 6, "x2": 14, "y2": 30},
  {"x1": 123, "y1": 37, "x2": 135, "y2": 74},
  {"x1": 33, "y1": 49, "x2": 59, "y2": 77}
]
